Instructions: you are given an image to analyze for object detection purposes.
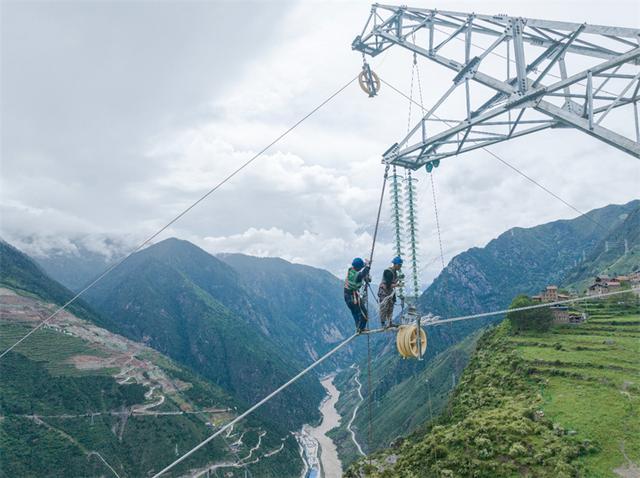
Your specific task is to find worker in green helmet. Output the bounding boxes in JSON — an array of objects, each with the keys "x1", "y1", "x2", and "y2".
[{"x1": 378, "y1": 256, "x2": 403, "y2": 328}]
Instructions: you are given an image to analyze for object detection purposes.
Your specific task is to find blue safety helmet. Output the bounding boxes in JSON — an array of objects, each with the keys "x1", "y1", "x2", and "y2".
[
  {"x1": 392, "y1": 256, "x2": 403, "y2": 265},
  {"x1": 352, "y1": 257, "x2": 365, "y2": 270}
]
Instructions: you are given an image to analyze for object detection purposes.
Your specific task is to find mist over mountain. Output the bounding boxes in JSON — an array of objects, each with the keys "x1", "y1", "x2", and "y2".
[{"x1": 10, "y1": 235, "x2": 133, "y2": 293}]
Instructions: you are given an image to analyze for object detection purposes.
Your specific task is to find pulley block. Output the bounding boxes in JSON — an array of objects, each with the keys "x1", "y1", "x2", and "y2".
[
  {"x1": 359, "y1": 62, "x2": 381, "y2": 97},
  {"x1": 396, "y1": 324, "x2": 427, "y2": 359}
]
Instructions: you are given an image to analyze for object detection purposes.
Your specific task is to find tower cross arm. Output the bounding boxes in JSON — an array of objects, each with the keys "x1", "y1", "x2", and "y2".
[{"x1": 355, "y1": 4, "x2": 640, "y2": 165}]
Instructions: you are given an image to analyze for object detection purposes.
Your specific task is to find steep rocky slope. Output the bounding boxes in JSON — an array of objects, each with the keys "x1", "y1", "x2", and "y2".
[
  {"x1": 82, "y1": 238, "x2": 324, "y2": 430},
  {"x1": 418, "y1": 200, "x2": 639, "y2": 318},
  {"x1": 218, "y1": 253, "x2": 363, "y2": 362}
]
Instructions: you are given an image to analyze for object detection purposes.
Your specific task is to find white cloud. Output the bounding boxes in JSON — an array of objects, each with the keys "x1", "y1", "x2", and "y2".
[
  {"x1": 197, "y1": 226, "x2": 389, "y2": 276},
  {"x1": 2, "y1": 0, "x2": 639, "y2": 288}
]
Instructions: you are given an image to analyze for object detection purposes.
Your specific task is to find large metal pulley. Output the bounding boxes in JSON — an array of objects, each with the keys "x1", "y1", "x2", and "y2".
[
  {"x1": 396, "y1": 324, "x2": 427, "y2": 359},
  {"x1": 359, "y1": 62, "x2": 380, "y2": 97}
]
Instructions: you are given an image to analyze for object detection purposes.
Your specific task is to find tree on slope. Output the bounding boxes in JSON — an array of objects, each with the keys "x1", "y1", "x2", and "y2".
[{"x1": 507, "y1": 295, "x2": 554, "y2": 332}]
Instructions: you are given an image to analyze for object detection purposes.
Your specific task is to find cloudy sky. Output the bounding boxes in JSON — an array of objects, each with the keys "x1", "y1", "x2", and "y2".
[{"x1": 1, "y1": 0, "x2": 639, "y2": 285}]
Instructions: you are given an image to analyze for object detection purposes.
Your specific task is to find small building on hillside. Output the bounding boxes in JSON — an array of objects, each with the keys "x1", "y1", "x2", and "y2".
[
  {"x1": 588, "y1": 282, "x2": 608, "y2": 296},
  {"x1": 551, "y1": 306, "x2": 586, "y2": 324},
  {"x1": 587, "y1": 275, "x2": 627, "y2": 296},
  {"x1": 532, "y1": 285, "x2": 571, "y2": 303},
  {"x1": 530, "y1": 286, "x2": 584, "y2": 324}
]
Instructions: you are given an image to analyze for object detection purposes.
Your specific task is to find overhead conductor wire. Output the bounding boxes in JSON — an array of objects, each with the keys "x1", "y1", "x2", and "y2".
[
  {"x1": 427, "y1": 287, "x2": 638, "y2": 326},
  {"x1": 156, "y1": 286, "x2": 637, "y2": 476},
  {"x1": 152, "y1": 333, "x2": 359, "y2": 477},
  {"x1": 0, "y1": 74, "x2": 359, "y2": 360}
]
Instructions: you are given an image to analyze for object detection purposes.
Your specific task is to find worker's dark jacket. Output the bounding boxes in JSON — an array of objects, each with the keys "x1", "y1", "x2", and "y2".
[{"x1": 378, "y1": 267, "x2": 398, "y2": 303}]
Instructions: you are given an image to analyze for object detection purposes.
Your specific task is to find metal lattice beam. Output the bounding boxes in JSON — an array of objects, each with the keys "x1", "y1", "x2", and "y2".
[{"x1": 353, "y1": 5, "x2": 640, "y2": 168}]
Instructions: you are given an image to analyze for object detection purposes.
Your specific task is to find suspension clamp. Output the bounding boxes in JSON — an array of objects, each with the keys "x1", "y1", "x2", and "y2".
[{"x1": 425, "y1": 159, "x2": 440, "y2": 173}]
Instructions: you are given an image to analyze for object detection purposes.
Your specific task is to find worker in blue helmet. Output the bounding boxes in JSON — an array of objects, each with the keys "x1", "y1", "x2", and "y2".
[
  {"x1": 378, "y1": 256, "x2": 403, "y2": 328},
  {"x1": 344, "y1": 257, "x2": 371, "y2": 333}
]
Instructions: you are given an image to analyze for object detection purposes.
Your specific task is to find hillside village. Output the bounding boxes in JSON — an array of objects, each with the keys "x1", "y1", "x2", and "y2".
[
  {"x1": 529, "y1": 273, "x2": 639, "y2": 325},
  {"x1": 587, "y1": 272, "x2": 640, "y2": 296}
]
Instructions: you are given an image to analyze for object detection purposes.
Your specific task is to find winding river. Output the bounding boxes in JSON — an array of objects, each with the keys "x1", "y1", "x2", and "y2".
[{"x1": 298, "y1": 375, "x2": 343, "y2": 477}]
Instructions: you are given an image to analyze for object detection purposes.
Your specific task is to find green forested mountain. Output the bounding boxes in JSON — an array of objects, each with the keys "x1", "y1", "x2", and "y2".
[
  {"x1": 0, "y1": 244, "x2": 302, "y2": 477},
  {"x1": 418, "y1": 200, "x2": 639, "y2": 319},
  {"x1": 82, "y1": 238, "x2": 325, "y2": 430},
  {"x1": 563, "y1": 204, "x2": 640, "y2": 290},
  {"x1": 0, "y1": 240, "x2": 115, "y2": 331},
  {"x1": 35, "y1": 242, "x2": 360, "y2": 364},
  {"x1": 218, "y1": 253, "x2": 362, "y2": 363}
]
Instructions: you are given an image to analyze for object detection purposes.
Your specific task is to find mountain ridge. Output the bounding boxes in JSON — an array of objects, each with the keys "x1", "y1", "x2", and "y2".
[
  {"x1": 82, "y1": 238, "x2": 325, "y2": 430},
  {"x1": 418, "y1": 199, "x2": 639, "y2": 318},
  {"x1": 335, "y1": 199, "x2": 640, "y2": 466},
  {"x1": 0, "y1": 245, "x2": 302, "y2": 477}
]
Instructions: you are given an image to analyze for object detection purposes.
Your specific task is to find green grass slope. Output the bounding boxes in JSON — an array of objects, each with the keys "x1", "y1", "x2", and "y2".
[
  {"x1": 330, "y1": 331, "x2": 481, "y2": 467},
  {"x1": 347, "y1": 295, "x2": 639, "y2": 478},
  {"x1": 0, "y1": 242, "x2": 305, "y2": 477}
]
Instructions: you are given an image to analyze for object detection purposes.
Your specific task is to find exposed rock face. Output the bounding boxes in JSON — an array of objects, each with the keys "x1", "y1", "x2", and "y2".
[
  {"x1": 217, "y1": 252, "x2": 361, "y2": 361},
  {"x1": 419, "y1": 200, "x2": 639, "y2": 319}
]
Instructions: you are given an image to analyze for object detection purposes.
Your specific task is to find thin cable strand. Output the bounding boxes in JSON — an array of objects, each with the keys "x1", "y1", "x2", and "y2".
[
  {"x1": 428, "y1": 287, "x2": 638, "y2": 326},
  {"x1": 0, "y1": 75, "x2": 358, "y2": 360},
  {"x1": 156, "y1": 287, "x2": 635, "y2": 477},
  {"x1": 151, "y1": 333, "x2": 358, "y2": 477}
]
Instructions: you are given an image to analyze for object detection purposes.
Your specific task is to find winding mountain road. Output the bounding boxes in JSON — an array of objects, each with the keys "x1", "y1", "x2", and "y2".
[{"x1": 347, "y1": 364, "x2": 366, "y2": 456}]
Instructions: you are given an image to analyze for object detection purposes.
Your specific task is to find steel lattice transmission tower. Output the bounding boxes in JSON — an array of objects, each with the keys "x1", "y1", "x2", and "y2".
[{"x1": 352, "y1": 5, "x2": 640, "y2": 168}]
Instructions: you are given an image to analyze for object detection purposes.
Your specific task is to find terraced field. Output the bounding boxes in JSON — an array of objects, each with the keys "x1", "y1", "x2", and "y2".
[
  {"x1": 510, "y1": 300, "x2": 640, "y2": 477},
  {"x1": 0, "y1": 288, "x2": 296, "y2": 477}
]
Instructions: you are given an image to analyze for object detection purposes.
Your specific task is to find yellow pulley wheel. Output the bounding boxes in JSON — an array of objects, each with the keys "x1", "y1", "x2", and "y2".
[
  {"x1": 396, "y1": 326, "x2": 409, "y2": 358},
  {"x1": 396, "y1": 324, "x2": 427, "y2": 359}
]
